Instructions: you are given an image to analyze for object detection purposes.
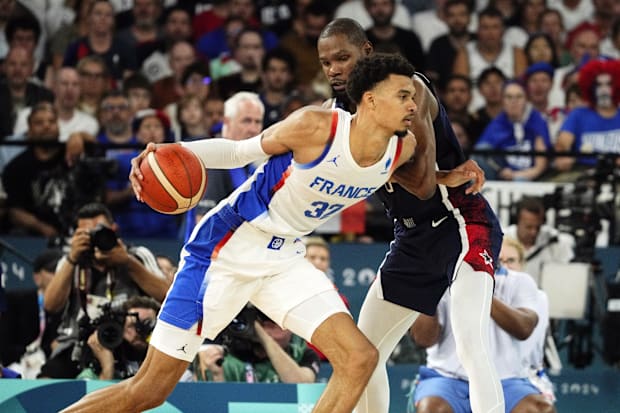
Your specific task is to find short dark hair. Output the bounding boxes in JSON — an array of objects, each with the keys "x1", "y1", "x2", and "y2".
[
  {"x1": 75, "y1": 202, "x2": 115, "y2": 225},
  {"x1": 319, "y1": 18, "x2": 368, "y2": 47},
  {"x1": 477, "y1": 66, "x2": 506, "y2": 86},
  {"x1": 346, "y1": 53, "x2": 416, "y2": 104},
  {"x1": 5, "y1": 14, "x2": 41, "y2": 44},
  {"x1": 28, "y1": 102, "x2": 57, "y2": 125},
  {"x1": 516, "y1": 196, "x2": 546, "y2": 218},
  {"x1": 181, "y1": 60, "x2": 211, "y2": 85},
  {"x1": 262, "y1": 47, "x2": 296, "y2": 74},
  {"x1": 444, "y1": 0, "x2": 472, "y2": 14},
  {"x1": 478, "y1": 6, "x2": 504, "y2": 22},
  {"x1": 122, "y1": 295, "x2": 161, "y2": 313},
  {"x1": 123, "y1": 73, "x2": 152, "y2": 94},
  {"x1": 445, "y1": 74, "x2": 473, "y2": 90},
  {"x1": 33, "y1": 249, "x2": 63, "y2": 273}
]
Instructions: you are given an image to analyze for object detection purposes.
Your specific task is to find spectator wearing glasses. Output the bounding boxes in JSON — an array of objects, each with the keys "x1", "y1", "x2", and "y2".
[{"x1": 76, "y1": 55, "x2": 110, "y2": 117}]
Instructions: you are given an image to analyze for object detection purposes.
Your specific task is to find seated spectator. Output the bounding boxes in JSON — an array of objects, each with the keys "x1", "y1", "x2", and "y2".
[
  {"x1": 141, "y1": 6, "x2": 193, "y2": 83},
  {"x1": 548, "y1": 22, "x2": 601, "y2": 109},
  {"x1": 204, "y1": 95, "x2": 225, "y2": 136},
  {"x1": 133, "y1": 108, "x2": 173, "y2": 145},
  {"x1": 77, "y1": 296, "x2": 160, "y2": 380},
  {"x1": 469, "y1": 67, "x2": 507, "y2": 142},
  {"x1": 195, "y1": 304, "x2": 320, "y2": 383},
  {"x1": 40, "y1": 202, "x2": 169, "y2": 378},
  {"x1": 214, "y1": 28, "x2": 265, "y2": 100},
  {"x1": 13, "y1": 67, "x2": 99, "y2": 142},
  {"x1": 474, "y1": 80, "x2": 552, "y2": 181},
  {"x1": 177, "y1": 94, "x2": 208, "y2": 142},
  {"x1": 499, "y1": 236, "x2": 557, "y2": 403},
  {"x1": 259, "y1": 48, "x2": 296, "y2": 128},
  {"x1": 524, "y1": 62, "x2": 555, "y2": 128},
  {"x1": 408, "y1": 237, "x2": 556, "y2": 413},
  {"x1": 554, "y1": 59, "x2": 620, "y2": 179},
  {"x1": 49, "y1": 0, "x2": 92, "y2": 72},
  {"x1": 4, "y1": 13, "x2": 51, "y2": 85},
  {"x1": 115, "y1": 0, "x2": 163, "y2": 68},
  {"x1": 164, "y1": 61, "x2": 212, "y2": 135},
  {"x1": 453, "y1": 7, "x2": 527, "y2": 110},
  {"x1": 151, "y1": 40, "x2": 196, "y2": 109},
  {"x1": 504, "y1": 196, "x2": 575, "y2": 286},
  {"x1": 524, "y1": 33, "x2": 560, "y2": 68},
  {"x1": 123, "y1": 73, "x2": 153, "y2": 114},
  {"x1": 0, "y1": 46, "x2": 54, "y2": 140},
  {"x1": 1, "y1": 102, "x2": 86, "y2": 237},
  {"x1": 77, "y1": 55, "x2": 111, "y2": 116},
  {"x1": 426, "y1": 0, "x2": 475, "y2": 93},
  {"x1": 0, "y1": 249, "x2": 63, "y2": 378},
  {"x1": 62, "y1": 0, "x2": 137, "y2": 82},
  {"x1": 538, "y1": 8, "x2": 570, "y2": 66}
]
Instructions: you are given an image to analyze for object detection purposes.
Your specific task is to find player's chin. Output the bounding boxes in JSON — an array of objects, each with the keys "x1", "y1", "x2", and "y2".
[{"x1": 394, "y1": 129, "x2": 408, "y2": 138}]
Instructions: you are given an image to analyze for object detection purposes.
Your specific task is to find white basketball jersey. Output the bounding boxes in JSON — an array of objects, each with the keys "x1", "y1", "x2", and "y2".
[{"x1": 212, "y1": 108, "x2": 403, "y2": 237}]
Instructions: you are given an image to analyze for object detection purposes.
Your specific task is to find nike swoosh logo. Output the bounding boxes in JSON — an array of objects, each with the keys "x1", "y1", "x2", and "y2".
[{"x1": 431, "y1": 216, "x2": 448, "y2": 228}]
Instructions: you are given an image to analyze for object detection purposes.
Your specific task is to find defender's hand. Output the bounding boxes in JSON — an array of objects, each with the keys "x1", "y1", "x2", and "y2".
[{"x1": 129, "y1": 143, "x2": 159, "y2": 201}]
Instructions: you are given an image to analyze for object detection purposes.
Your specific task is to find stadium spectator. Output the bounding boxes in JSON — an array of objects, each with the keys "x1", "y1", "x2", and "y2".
[
  {"x1": 151, "y1": 40, "x2": 196, "y2": 109},
  {"x1": 116, "y1": 0, "x2": 163, "y2": 68},
  {"x1": 474, "y1": 80, "x2": 552, "y2": 181},
  {"x1": 538, "y1": 8, "x2": 570, "y2": 66},
  {"x1": 453, "y1": 7, "x2": 527, "y2": 110},
  {"x1": 259, "y1": 48, "x2": 296, "y2": 128},
  {"x1": 469, "y1": 67, "x2": 507, "y2": 144},
  {"x1": 177, "y1": 94, "x2": 208, "y2": 142},
  {"x1": 548, "y1": 22, "x2": 600, "y2": 108},
  {"x1": 524, "y1": 32, "x2": 560, "y2": 68},
  {"x1": 13, "y1": 67, "x2": 99, "y2": 142},
  {"x1": 554, "y1": 58, "x2": 620, "y2": 177},
  {"x1": 141, "y1": 6, "x2": 193, "y2": 83},
  {"x1": 426, "y1": 0, "x2": 475, "y2": 92},
  {"x1": 76, "y1": 55, "x2": 110, "y2": 116},
  {"x1": 364, "y1": 0, "x2": 425, "y2": 72},
  {"x1": 62, "y1": 0, "x2": 137, "y2": 81},
  {"x1": 280, "y1": 0, "x2": 332, "y2": 89},
  {"x1": 215, "y1": 28, "x2": 265, "y2": 99},
  {"x1": 123, "y1": 73, "x2": 153, "y2": 114},
  {"x1": 0, "y1": 46, "x2": 54, "y2": 139},
  {"x1": 2, "y1": 102, "x2": 86, "y2": 237}
]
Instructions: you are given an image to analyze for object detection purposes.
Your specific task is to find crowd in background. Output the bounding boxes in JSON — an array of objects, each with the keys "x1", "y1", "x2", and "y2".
[{"x1": 0, "y1": 0, "x2": 618, "y2": 400}]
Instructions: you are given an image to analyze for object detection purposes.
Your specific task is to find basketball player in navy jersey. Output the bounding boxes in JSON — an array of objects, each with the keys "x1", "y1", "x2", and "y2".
[
  {"x1": 317, "y1": 19, "x2": 505, "y2": 413},
  {"x1": 60, "y1": 54, "x2": 478, "y2": 413}
]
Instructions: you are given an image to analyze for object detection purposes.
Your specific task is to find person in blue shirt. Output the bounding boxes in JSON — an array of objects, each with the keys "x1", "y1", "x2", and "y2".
[
  {"x1": 555, "y1": 58, "x2": 620, "y2": 174},
  {"x1": 474, "y1": 80, "x2": 552, "y2": 181}
]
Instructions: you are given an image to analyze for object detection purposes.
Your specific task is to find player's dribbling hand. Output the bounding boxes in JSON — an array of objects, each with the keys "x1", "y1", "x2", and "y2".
[
  {"x1": 456, "y1": 159, "x2": 485, "y2": 194},
  {"x1": 129, "y1": 143, "x2": 159, "y2": 201}
]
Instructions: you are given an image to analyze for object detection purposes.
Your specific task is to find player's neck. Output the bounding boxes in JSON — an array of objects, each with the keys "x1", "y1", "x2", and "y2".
[{"x1": 349, "y1": 113, "x2": 393, "y2": 167}]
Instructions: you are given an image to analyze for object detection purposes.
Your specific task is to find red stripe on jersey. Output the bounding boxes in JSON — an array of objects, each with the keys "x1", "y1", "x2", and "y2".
[
  {"x1": 329, "y1": 110, "x2": 338, "y2": 138},
  {"x1": 271, "y1": 165, "x2": 293, "y2": 194},
  {"x1": 212, "y1": 230, "x2": 234, "y2": 260},
  {"x1": 389, "y1": 138, "x2": 404, "y2": 174},
  {"x1": 196, "y1": 319, "x2": 202, "y2": 336}
]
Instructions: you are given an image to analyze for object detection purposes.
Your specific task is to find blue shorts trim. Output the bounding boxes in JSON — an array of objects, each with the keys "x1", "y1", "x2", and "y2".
[{"x1": 411, "y1": 367, "x2": 540, "y2": 413}]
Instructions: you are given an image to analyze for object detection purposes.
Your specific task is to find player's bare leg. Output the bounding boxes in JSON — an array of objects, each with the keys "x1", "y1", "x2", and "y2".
[
  {"x1": 310, "y1": 312, "x2": 379, "y2": 413},
  {"x1": 60, "y1": 346, "x2": 189, "y2": 413}
]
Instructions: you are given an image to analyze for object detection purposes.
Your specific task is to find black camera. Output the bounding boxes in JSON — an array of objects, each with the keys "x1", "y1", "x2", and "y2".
[
  {"x1": 89, "y1": 224, "x2": 118, "y2": 252},
  {"x1": 72, "y1": 302, "x2": 127, "y2": 367},
  {"x1": 219, "y1": 305, "x2": 269, "y2": 362}
]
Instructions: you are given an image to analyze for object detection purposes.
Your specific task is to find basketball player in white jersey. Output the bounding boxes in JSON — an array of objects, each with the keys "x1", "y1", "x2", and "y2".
[{"x1": 60, "y1": 54, "x2": 479, "y2": 413}]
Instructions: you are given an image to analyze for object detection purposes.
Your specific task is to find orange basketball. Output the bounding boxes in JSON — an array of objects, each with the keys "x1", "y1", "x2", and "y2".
[{"x1": 139, "y1": 144, "x2": 207, "y2": 214}]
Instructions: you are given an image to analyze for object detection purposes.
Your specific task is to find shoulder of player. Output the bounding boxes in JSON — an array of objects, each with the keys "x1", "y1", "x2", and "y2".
[
  {"x1": 412, "y1": 75, "x2": 438, "y2": 119},
  {"x1": 282, "y1": 106, "x2": 334, "y2": 139}
]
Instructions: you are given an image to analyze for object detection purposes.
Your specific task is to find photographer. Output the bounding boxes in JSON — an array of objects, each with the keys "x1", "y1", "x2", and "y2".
[
  {"x1": 40, "y1": 202, "x2": 169, "y2": 378},
  {"x1": 196, "y1": 305, "x2": 319, "y2": 383},
  {"x1": 77, "y1": 296, "x2": 160, "y2": 380}
]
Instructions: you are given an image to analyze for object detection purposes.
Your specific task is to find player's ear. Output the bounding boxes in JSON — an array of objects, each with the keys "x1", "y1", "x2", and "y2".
[
  {"x1": 363, "y1": 92, "x2": 376, "y2": 110},
  {"x1": 362, "y1": 41, "x2": 373, "y2": 57}
]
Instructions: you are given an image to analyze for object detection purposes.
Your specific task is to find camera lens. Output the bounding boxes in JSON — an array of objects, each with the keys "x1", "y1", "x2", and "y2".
[{"x1": 90, "y1": 225, "x2": 118, "y2": 251}]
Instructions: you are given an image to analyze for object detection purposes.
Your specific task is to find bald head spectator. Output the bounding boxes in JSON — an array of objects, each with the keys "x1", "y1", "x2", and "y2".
[
  {"x1": 0, "y1": 46, "x2": 54, "y2": 139},
  {"x1": 13, "y1": 67, "x2": 99, "y2": 142}
]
